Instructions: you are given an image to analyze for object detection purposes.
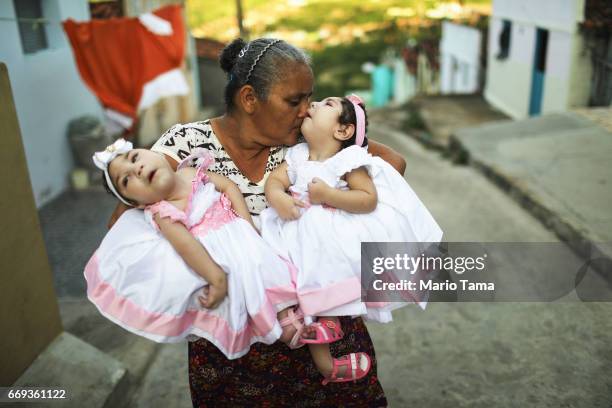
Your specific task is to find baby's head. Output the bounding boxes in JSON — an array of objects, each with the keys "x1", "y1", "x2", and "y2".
[
  {"x1": 301, "y1": 94, "x2": 368, "y2": 152},
  {"x1": 93, "y1": 139, "x2": 176, "y2": 208}
]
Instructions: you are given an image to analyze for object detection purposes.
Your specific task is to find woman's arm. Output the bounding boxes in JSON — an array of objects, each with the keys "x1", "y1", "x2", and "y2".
[
  {"x1": 264, "y1": 162, "x2": 305, "y2": 220},
  {"x1": 206, "y1": 172, "x2": 256, "y2": 230},
  {"x1": 368, "y1": 140, "x2": 406, "y2": 175},
  {"x1": 308, "y1": 167, "x2": 377, "y2": 213},
  {"x1": 155, "y1": 214, "x2": 227, "y2": 309},
  {"x1": 164, "y1": 153, "x2": 179, "y2": 170}
]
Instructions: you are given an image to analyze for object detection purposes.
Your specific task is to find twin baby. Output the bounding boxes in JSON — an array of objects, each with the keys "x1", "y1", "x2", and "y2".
[{"x1": 85, "y1": 95, "x2": 442, "y2": 385}]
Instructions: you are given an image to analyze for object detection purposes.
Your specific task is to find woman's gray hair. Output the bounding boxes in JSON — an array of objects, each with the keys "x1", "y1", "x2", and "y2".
[{"x1": 219, "y1": 38, "x2": 311, "y2": 111}]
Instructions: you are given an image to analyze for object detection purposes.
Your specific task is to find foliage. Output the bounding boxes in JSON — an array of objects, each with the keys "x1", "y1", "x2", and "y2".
[{"x1": 186, "y1": 0, "x2": 491, "y2": 98}]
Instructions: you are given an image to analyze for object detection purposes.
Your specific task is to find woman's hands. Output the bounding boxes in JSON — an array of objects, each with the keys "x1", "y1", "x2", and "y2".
[{"x1": 368, "y1": 140, "x2": 406, "y2": 175}]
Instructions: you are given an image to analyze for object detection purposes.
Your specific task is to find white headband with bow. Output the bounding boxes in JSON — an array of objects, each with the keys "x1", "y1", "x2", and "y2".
[{"x1": 92, "y1": 138, "x2": 134, "y2": 206}]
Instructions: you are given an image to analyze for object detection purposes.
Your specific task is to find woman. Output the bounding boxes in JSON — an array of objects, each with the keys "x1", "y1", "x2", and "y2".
[{"x1": 110, "y1": 37, "x2": 405, "y2": 406}]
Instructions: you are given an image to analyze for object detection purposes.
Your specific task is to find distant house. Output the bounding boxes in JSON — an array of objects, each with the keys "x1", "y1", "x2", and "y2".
[
  {"x1": 485, "y1": 0, "x2": 593, "y2": 119},
  {"x1": 402, "y1": 38, "x2": 440, "y2": 96},
  {"x1": 440, "y1": 21, "x2": 483, "y2": 94}
]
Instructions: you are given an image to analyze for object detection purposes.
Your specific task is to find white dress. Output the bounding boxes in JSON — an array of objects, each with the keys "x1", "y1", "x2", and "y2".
[
  {"x1": 259, "y1": 143, "x2": 443, "y2": 322},
  {"x1": 84, "y1": 151, "x2": 297, "y2": 359}
]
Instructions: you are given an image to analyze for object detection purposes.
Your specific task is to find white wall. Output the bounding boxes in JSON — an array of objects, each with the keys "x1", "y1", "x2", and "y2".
[
  {"x1": 0, "y1": 0, "x2": 102, "y2": 207},
  {"x1": 491, "y1": 0, "x2": 584, "y2": 33},
  {"x1": 440, "y1": 22, "x2": 481, "y2": 94},
  {"x1": 485, "y1": 17, "x2": 536, "y2": 118}
]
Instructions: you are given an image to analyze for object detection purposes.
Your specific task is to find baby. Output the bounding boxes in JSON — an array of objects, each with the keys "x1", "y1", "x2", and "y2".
[{"x1": 260, "y1": 94, "x2": 443, "y2": 384}]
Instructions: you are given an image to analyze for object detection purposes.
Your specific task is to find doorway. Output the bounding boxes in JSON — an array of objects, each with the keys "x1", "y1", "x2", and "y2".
[{"x1": 529, "y1": 28, "x2": 549, "y2": 116}]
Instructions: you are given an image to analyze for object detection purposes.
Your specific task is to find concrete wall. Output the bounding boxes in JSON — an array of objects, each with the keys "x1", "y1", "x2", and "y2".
[
  {"x1": 198, "y1": 58, "x2": 226, "y2": 115},
  {"x1": 0, "y1": 63, "x2": 62, "y2": 386},
  {"x1": 440, "y1": 21, "x2": 481, "y2": 94},
  {"x1": 485, "y1": 17, "x2": 536, "y2": 118},
  {"x1": 0, "y1": 0, "x2": 102, "y2": 207},
  {"x1": 491, "y1": 0, "x2": 584, "y2": 32},
  {"x1": 485, "y1": 0, "x2": 589, "y2": 119}
]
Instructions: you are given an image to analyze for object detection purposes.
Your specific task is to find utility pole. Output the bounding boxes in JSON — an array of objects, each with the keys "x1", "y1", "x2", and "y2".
[{"x1": 236, "y1": 0, "x2": 247, "y2": 39}]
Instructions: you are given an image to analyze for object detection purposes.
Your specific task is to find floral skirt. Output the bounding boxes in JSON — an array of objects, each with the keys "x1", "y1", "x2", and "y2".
[{"x1": 188, "y1": 316, "x2": 387, "y2": 407}]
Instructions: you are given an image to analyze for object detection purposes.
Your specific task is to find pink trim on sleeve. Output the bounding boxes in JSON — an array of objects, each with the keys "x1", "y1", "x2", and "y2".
[{"x1": 145, "y1": 201, "x2": 187, "y2": 228}]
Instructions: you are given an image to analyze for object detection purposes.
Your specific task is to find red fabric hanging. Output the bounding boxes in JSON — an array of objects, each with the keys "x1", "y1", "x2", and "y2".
[{"x1": 63, "y1": 5, "x2": 186, "y2": 125}]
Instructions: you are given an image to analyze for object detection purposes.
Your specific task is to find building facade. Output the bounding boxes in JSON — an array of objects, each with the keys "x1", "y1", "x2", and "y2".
[
  {"x1": 440, "y1": 21, "x2": 483, "y2": 94},
  {"x1": 485, "y1": 0, "x2": 591, "y2": 119}
]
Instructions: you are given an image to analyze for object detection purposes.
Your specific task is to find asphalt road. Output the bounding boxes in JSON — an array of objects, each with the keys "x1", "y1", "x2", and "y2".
[{"x1": 366, "y1": 121, "x2": 612, "y2": 408}]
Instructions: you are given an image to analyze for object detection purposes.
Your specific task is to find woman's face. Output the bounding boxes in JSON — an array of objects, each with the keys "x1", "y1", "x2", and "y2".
[{"x1": 252, "y1": 62, "x2": 314, "y2": 146}]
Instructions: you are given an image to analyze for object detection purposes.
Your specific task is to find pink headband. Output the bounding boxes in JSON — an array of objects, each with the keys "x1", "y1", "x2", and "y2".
[{"x1": 346, "y1": 94, "x2": 366, "y2": 147}]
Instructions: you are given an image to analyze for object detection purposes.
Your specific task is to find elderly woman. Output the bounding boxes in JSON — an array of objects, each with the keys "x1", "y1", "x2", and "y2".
[{"x1": 111, "y1": 37, "x2": 404, "y2": 406}]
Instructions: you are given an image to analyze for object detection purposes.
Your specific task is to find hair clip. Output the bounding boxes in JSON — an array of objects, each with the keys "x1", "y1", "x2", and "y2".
[{"x1": 238, "y1": 44, "x2": 250, "y2": 58}]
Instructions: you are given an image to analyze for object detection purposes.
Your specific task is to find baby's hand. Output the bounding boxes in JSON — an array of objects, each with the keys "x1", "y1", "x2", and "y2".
[
  {"x1": 307, "y1": 177, "x2": 331, "y2": 205},
  {"x1": 273, "y1": 192, "x2": 306, "y2": 221},
  {"x1": 198, "y1": 277, "x2": 228, "y2": 309}
]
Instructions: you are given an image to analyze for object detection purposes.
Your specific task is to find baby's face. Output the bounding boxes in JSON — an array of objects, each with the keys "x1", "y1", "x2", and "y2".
[
  {"x1": 300, "y1": 97, "x2": 344, "y2": 146},
  {"x1": 108, "y1": 149, "x2": 175, "y2": 207}
]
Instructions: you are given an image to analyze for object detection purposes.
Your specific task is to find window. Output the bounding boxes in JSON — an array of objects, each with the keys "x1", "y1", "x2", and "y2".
[
  {"x1": 14, "y1": 0, "x2": 48, "y2": 54},
  {"x1": 496, "y1": 19, "x2": 511, "y2": 60}
]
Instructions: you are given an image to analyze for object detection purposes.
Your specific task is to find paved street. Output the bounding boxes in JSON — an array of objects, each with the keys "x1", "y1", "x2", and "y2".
[
  {"x1": 367, "y1": 119, "x2": 612, "y2": 408},
  {"x1": 38, "y1": 116, "x2": 612, "y2": 407}
]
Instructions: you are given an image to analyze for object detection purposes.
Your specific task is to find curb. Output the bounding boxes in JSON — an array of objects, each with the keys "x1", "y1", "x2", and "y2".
[{"x1": 449, "y1": 133, "x2": 612, "y2": 284}]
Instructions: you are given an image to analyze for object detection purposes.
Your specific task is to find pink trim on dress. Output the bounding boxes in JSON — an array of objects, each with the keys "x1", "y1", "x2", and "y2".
[
  {"x1": 189, "y1": 194, "x2": 238, "y2": 236},
  {"x1": 84, "y1": 253, "x2": 281, "y2": 356},
  {"x1": 297, "y1": 276, "x2": 363, "y2": 316},
  {"x1": 146, "y1": 201, "x2": 188, "y2": 228},
  {"x1": 265, "y1": 256, "x2": 299, "y2": 307}
]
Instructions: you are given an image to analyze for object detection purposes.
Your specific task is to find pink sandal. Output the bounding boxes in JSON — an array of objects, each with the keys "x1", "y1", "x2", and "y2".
[
  {"x1": 322, "y1": 352, "x2": 372, "y2": 385},
  {"x1": 300, "y1": 317, "x2": 344, "y2": 344},
  {"x1": 278, "y1": 307, "x2": 305, "y2": 349}
]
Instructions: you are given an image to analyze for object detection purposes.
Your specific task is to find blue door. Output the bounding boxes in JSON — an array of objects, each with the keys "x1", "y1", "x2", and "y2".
[{"x1": 529, "y1": 28, "x2": 549, "y2": 116}]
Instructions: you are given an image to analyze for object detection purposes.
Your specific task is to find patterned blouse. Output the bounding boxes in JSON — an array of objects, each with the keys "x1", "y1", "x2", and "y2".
[{"x1": 151, "y1": 120, "x2": 286, "y2": 221}]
